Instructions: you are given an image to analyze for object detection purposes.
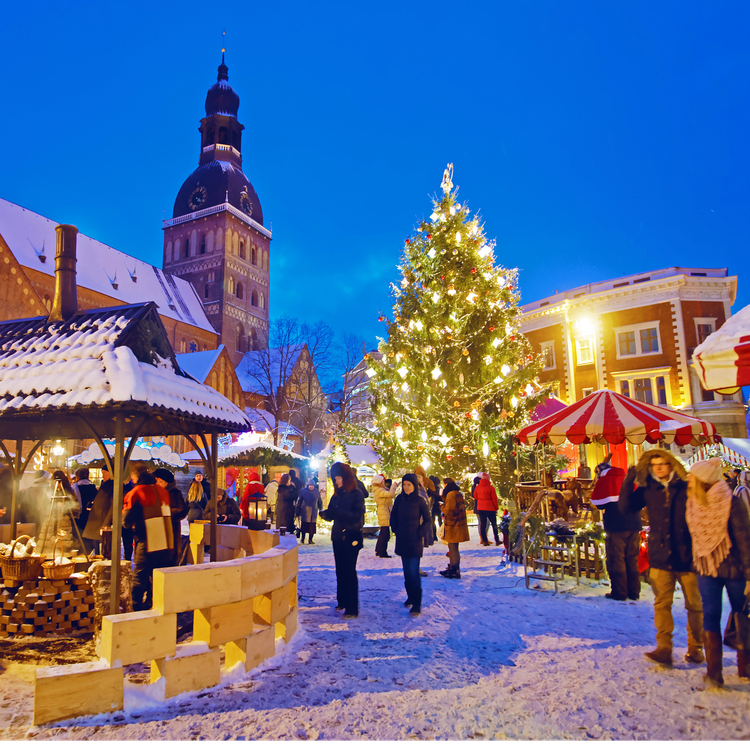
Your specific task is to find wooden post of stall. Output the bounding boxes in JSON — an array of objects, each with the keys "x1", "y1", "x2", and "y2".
[
  {"x1": 9, "y1": 439, "x2": 22, "y2": 539},
  {"x1": 110, "y1": 415, "x2": 125, "y2": 615},
  {"x1": 209, "y1": 432, "x2": 218, "y2": 561}
]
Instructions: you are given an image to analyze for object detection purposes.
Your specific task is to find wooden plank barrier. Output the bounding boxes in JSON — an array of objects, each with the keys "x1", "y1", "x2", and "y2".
[
  {"x1": 193, "y1": 598, "x2": 255, "y2": 648},
  {"x1": 99, "y1": 610, "x2": 177, "y2": 666},
  {"x1": 275, "y1": 607, "x2": 298, "y2": 644},
  {"x1": 224, "y1": 626, "x2": 275, "y2": 672},
  {"x1": 151, "y1": 643, "x2": 221, "y2": 699}
]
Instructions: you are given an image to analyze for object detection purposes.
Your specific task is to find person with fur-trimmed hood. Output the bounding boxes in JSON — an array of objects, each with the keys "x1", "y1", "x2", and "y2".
[
  {"x1": 439, "y1": 485, "x2": 470, "y2": 579},
  {"x1": 320, "y1": 462, "x2": 365, "y2": 618},
  {"x1": 619, "y1": 448, "x2": 704, "y2": 666}
]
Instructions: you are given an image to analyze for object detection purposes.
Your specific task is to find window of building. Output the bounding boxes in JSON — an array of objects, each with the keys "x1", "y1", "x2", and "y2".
[
  {"x1": 259, "y1": 292, "x2": 265, "y2": 310},
  {"x1": 184, "y1": 238, "x2": 190, "y2": 259},
  {"x1": 251, "y1": 246, "x2": 257, "y2": 266},
  {"x1": 575, "y1": 337, "x2": 594, "y2": 365},
  {"x1": 200, "y1": 235, "x2": 206, "y2": 255},
  {"x1": 618, "y1": 331, "x2": 636, "y2": 356},
  {"x1": 695, "y1": 317, "x2": 717, "y2": 347},
  {"x1": 239, "y1": 241, "x2": 245, "y2": 260},
  {"x1": 208, "y1": 271, "x2": 215, "y2": 283},
  {"x1": 540, "y1": 341, "x2": 555, "y2": 370},
  {"x1": 236, "y1": 282, "x2": 244, "y2": 300},
  {"x1": 181, "y1": 338, "x2": 187, "y2": 353},
  {"x1": 582, "y1": 387, "x2": 594, "y2": 398},
  {"x1": 251, "y1": 290, "x2": 258, "y2": 307},
  {"x1": 189, "y1": 340, "x2": 197, "y2": 353},
  {"x1": 204, "y1": 284, "x2": 209, "y2": 300},
  {"x1": 228, "y1": 277, "x2": 234, "y2": 295},
  {"x1": 700, "y1": 386, "x2": 716, "y2": 403},
  {"x1": 613, "y1": 321, "x2": 661, "y2": 359},
  {"x1": 615, "y1": 369, "x2": 671, "y2": 406}
]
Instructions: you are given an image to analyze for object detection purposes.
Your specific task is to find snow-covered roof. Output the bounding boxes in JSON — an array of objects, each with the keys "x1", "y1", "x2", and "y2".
[
  {"x1": 219, "y1": 439, "x2": 309, "y2": 463},
  {"x1": 317, "y1": 443, "x2": 381, "y2": 465},
  {"x1": 176, "y1": 347, "x2": 224, "y2": 384},
  {"x1": 0, "y1": 197, "x2": 215, "y2": 334},
  {"x1": 236, "y1": 345, "x2": 305, "y2": 394},
  {"x1": 0, "y1": 302, "x2": 248, "y2": 435}
]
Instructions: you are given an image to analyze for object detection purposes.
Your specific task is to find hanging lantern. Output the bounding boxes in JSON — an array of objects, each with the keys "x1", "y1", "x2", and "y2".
[{"x1": 245, "y1": 492, "x2": 268, "y2": 530}]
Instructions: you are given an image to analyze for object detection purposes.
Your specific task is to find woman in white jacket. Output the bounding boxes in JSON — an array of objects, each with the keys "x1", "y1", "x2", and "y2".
[{"x1": 372, "y1": 474, "x2": 398, "y2": 558}]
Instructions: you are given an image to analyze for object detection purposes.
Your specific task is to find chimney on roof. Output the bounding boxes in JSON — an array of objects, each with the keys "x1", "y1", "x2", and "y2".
[{"x1": 49, "y1": 224, "x2": 79, "y2": 322}]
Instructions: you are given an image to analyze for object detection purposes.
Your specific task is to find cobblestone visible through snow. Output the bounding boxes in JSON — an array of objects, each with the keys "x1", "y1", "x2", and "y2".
[{"x1": 2, "y1": 529, "x2": 750, "y2": 740}]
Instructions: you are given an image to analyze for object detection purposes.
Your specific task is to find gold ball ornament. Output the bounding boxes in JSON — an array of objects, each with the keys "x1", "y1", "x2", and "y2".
[
  {"x1": 453, "y1": 400, "x2": 460, "y2": 407},
  {"x1": 430, "y1": 418, "x2": 437, "y2": 425},
  {"x1": 463, "y1": 446, "x2": 470, "y2": 453},
  {"x1": 462, "y1": 349, "x2": 469, "y2": 356}
]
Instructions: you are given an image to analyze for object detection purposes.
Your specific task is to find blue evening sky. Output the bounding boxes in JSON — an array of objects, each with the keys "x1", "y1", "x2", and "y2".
[{"x1": 1, "y1": 1, "x2": 748, "y2": 350}]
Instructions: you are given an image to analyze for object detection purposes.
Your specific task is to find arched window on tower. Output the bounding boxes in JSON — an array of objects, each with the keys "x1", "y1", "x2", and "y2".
[
  {"x1": 251, "y1": 290, "x2": 258, "y2": 308},
  {"x1": 184, "y1": 238, "x2": 190, "y2": 259},
  {"x1": 249, "y1": 328, "x2": 259, "y2": 351},
  {"x1": 236, "y1": 282, "x2": 244, "y2": 300},
  {"x1": 204, "y1": 284, "x2": 209, "y2": 300},
  {"x1": 239, "y1": 241, "x2": 245, "y2": 260},
  {"x1": 200, "y1": 235, "x2": 206, "y2": 255},
  {"x1": 235, "y1": 323, "x2": 245, "y2": 352},
  {"x1": 228, "y1": 277, "x2": 235, "y2": 296},
  {"x1": 259, "y1": 292, "x2": 265, "y2": 310},
  {"x1": 251, "y1": 246, "x2": 257, "y2": 266},
  {"x1": 218, "y1": 126, "x2": 228, "y2": 144}
]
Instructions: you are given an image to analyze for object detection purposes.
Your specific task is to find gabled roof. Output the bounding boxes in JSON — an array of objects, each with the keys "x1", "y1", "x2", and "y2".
[
  {"x1": 0, "y1": 197, "x2": 215, "y2": 333},
  {"x1": 244, "y1": 406, "x2": 302, "y2": 436},
  {"x1": 176, "y1": 347, "x2": 225, "y2": 384},
  {"x1": 0, "y1": 302, "x2": 248, "y2": 439},
  {"x1": 236, "y1": 344, "x2": 305, "y2": 394}
]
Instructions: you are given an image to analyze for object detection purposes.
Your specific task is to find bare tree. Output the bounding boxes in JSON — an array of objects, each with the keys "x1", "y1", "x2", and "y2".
[
  {"x1": 328, "y1": 334, "x2": 374, "y2": 443},
  {"x1": 239, "y1": 316, "x2": 304, "y2": 446}
]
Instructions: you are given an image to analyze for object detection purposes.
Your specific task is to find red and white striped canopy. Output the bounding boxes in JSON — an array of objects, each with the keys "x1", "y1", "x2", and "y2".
[
  {"x1": 694, "y1": 303, "x2": 750, "y2": 394},
  {"x1": 516, "y1": 389, "x2": 719, "y2": 447}
]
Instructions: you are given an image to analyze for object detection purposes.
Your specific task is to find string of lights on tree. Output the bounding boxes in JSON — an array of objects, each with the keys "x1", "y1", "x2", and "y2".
[{"x1": 367, "y1": 165, "x2": 552, "y2": 491}]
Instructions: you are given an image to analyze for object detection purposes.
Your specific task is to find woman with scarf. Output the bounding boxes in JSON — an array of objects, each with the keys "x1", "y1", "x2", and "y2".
[
  {"x1": 320, "y1": 462, "x2": 365, "y2": 618},
  {"x1": 391, "y1": 473, "x2": 431, "y2": 616},
  {"x1": 686, "y1": 459, "x2": 750, "y2": 687}
]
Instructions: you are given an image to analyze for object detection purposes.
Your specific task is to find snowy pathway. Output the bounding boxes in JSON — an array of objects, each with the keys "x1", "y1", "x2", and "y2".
[{"x1": 2, "y1": 529, "x2": 750, "y2": 740}]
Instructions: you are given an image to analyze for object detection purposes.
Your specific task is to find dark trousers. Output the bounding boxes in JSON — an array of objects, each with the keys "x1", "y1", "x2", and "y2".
[
  {"x1": 122, "y1": 526, "x2": 134, "y2": 562},
  {"x1": 332, "y1": 539, "x2": 360, "y2": 615},
  {"x1": 447, "y1": 542, "x2": 460, "y2": 568},
  {"x1": 375, "y1": 526, "x2": 390, "y2": 556},
  {"x1": 697, "y1": 574, "x2": 746, "y2": 634},
  {"x1": 604, "y1": 530, "x2": 641, "y2": 600},
  {"x1": 132, "y1": 541, "x2": 172, "y2": 611},
  {"x1": 402, "y1": 556, "x2": 422, "y2": 608},
  {"x1": 477, "y1": 510, "x2": 499, "y2": 543}
]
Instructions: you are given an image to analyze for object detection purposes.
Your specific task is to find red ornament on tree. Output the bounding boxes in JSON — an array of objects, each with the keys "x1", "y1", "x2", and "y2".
[
  {"x1": 427, "y1": 234, "x2": 432, "y2": 240},
  {"x1": 510, "y1": 336, "x2": 516, "y2": 341},
  {"x1": 440, "y1": 275, "x2": 445, "y2": 280},
  {"x1": 446, "y1": 455, "x2": 453, "y2": 461},
  {"x1": 405, "y1": 238, "x2": 411, "y2": 245},
  {"x1": 489, "y1": 326, "x2": 495, "y2": 332},
  {"x1": 471, "y1": 268, "x2": 477, "y2": 274},
  {"x1": 378, "y1": 316, "x2": 385, "y2": 322}
]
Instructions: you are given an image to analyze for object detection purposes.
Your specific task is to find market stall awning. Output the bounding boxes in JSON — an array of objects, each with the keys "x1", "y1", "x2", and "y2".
[
  {"x1": 686, "y1": 438, "x2": 750, "y2": 468},
  {"x1": 694, "y1": 303, "x2": 750, "y2": 394},
  {"x1": 516, "y1": 389, "x2": 719, "y2": 447},
  {"x1": 217, "y1": 440, "x2": 310, "y2": 467}
]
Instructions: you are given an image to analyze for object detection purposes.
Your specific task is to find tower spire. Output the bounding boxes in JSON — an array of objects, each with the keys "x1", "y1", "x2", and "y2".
[{"x1": 218, "y1": 29, "x2": 228, "y2": 81}]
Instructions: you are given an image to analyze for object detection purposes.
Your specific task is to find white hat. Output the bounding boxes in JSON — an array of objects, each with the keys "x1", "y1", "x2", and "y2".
[
  {"x1": 371, "y1": 474, "x2": 385, "y2": 486},
  {"x1": 690, "y1": 458, "x2": 723, "y2": 485}
]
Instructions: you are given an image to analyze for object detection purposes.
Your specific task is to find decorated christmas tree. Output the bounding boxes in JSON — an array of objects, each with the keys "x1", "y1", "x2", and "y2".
[{"x1": 368, "y1": 165, "x2": 550, "y2": 497}]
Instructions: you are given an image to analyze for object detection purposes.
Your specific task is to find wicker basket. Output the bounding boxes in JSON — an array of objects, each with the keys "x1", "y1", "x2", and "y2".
[
  {"x1": 0, "y1": 535, "x2": 43, "y2": 581},
  {"x1": 41, "y1": 539, "x2": 75, "y2": 581}
]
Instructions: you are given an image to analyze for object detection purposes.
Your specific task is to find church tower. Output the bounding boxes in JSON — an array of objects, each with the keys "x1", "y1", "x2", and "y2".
[{"x1": 163, "y1": 54, "x2": 270, "y2": 366}]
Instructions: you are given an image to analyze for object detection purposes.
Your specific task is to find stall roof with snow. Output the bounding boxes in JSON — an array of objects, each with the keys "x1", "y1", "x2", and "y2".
[{"x1": 0, "y1": 301, "x2": 249, "y2": 440}]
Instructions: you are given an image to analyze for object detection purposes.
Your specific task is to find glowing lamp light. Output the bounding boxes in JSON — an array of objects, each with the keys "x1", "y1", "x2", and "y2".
[
  {"x1": 431, "y1": 366, "x2": 442, "y2": 380},
  {"x1": 380, "y1": 405, "x2": 387, "y2": 414},
  {"x1": 401, "y1": 383, "x2": 409, "y2": 392},
  {"x1": 421, "y1": 430, "x2": 428, "y2": 441},
  {"x1": 52, "y1": 441, "x2": 64, "y2": 457},
  {"x1": 430, "y1": 212, "x2": 439, "y2": 221},
  {"x1": 432, "y1": 292, "x2": 440, "y2": 303},
  {"x1": 415, "y1": 320, "x2": 423, "y2": 331},
  {"x1": 438, "y1": 435, "x2": 450, "y2": 446},
  {"x1": 456, "y1": 232, "x2": 462, "y2": 243},
  {"x1": 492, "y1": 338, "x2": 501, "y2": 349},
  {"x1": 395, "y1": 426, "x2": 404, "y2": 439},
  {"x1": 398, "y1": 366, "x2": 408, "y2": 378},
  {"x1": 511, "y1": 396, "x2": 519, "y2": 408},
  {"x1": 471, "y1": 409, "x2": 480, "y2": 421},
  {"x1": 485, "y1": 355, "x2": 493, "y2": 365},
  {"x1": 501, "y1": 364, "x2": 511, "y2": 376},
  {"x1": 478, "y1": 245, "x2": 491, "y2": 258},
  {"x1": 308, "y1": 458, "x2": 320, "y2": 469},
  {"x1": 494, "y1": 376, "x2": 503, "y2": 384},
  {"x1": 525, "y1": 384, "x2": 534, "y2": 396},
  {"x1": 447, "y1": 288, "x2": 456, "y2": 296},
  {"x1": 428, "y1": 249, "x2": 436, "y2": 259},
  {"x1": 482, "y1": 442, "x2": 489, "y2": 457},
  {"x1": 497, "y1": 276, "x2": 506, "y2": 287},
  {"x1": 505, "y1": 323, "x2": 513, "y2": 335},
  {"x1": 421, "y1": 457, "x2": 431, "y2": 471},
  {"x1": 577, "y1": 317, "x2": 594, "y2": 336},
  {"x1": 245, "y1": 492, "x2": 268, "y2": 530},
  {"x1": 366, "y1": 367, "x2": 376, "y2": 378},
  {"x1": 466, "y1": 292, "x2": 477, "y2": 303}
]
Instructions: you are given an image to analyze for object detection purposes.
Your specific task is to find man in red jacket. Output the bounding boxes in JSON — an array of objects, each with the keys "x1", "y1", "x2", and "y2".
[{"x1": 474, "y1": 473, "x2": 501, "y2": 546}]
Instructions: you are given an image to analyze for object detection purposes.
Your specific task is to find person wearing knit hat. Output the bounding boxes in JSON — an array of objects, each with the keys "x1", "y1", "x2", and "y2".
[
  {"x1": 620, "y1": 448, "x2": 704, "y2": 666},
  {"x1": 686, "y1": 458, "x2": 750, "y2": 687}
]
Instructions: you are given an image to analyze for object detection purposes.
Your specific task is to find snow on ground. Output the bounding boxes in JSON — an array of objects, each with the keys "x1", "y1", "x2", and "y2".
[{"x1": 2, "y1": 528, "x2": 750, "y2": 741}]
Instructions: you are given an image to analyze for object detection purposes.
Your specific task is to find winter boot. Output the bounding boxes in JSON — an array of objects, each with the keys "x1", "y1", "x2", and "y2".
[
  {"x1": 439, "y1": 565, "x2": 455, "y2": 578},
  {"x1": 738, "y1": 649, "x2": 750, "y2": 679},
  {"x1": 703, "y1": 631, "x2": 724, "y2": 688},
  {"x1": 685, "y1": 645, "x2": 705, "y2": 664},
  {"x1": 410, "y1": 588, "x2": 422, "y2": 616},
  {"x1": 644, "y1": 647, "x2": 673, "y2": 666},
  {"x1": 449, "y1": 565, "x2": 461, "y2": 579}
]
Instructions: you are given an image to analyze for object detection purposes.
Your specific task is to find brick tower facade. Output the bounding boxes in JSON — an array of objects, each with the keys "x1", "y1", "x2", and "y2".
[{"x1": 163, "y1": 55, "x2": 271, "y2": 367}]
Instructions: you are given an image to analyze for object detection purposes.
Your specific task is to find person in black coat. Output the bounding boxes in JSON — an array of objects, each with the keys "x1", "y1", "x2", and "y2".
[
  {"x1": 153, "y1": 469, "x2": 189, "y2": 566},
  {"x1": 320, "y1": 462, "x2": 365, "y2": 618},
  {"x1": 391, "y1": 473, "x2": 431, "y2": 616},
  {"x1": 619, "y1": 448, "x2": 703, "y2": 666},
  {"x1": 288, "y1": 469, "x2": 303, "y2": 493},
  {"x1": 275, "y1": 475, "x2": 297, "y2": 532},
  {"x1": 353, "y1": 467, "x2": 370, "y2": 500}
]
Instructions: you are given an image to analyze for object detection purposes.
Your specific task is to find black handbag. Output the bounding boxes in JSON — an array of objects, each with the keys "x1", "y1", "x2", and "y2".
[{"x1": 723, "y1": 595, "x2": 750, "y2": 651}]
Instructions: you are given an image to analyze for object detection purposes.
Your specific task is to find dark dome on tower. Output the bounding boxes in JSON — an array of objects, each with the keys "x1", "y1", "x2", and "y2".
[
  {"x1": 173, "y1": 161, "x2": 263, "y2": 225},
  {"x1": 205, "y1": 58, "x2": 239, "y2": 117}
]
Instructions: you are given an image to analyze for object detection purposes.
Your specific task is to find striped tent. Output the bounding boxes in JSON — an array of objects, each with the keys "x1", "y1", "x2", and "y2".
[
  {"x1": 516, "y1": 389, "x2": 719, "y2": 447},
  {"x1": 686, "y1": 438, "x2": 750, "y2": 468},
  {"x1": 694, "y1": 303, "x2": 750, "y2": 394}
]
